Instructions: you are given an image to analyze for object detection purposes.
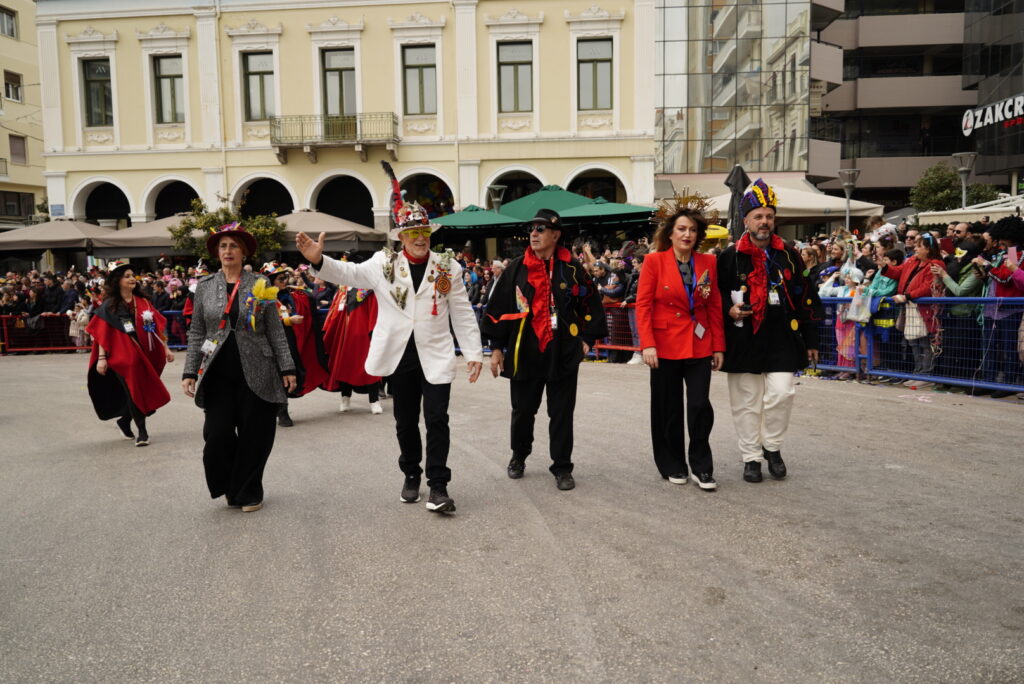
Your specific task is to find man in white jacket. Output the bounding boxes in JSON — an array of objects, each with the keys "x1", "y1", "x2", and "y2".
[{"x1": 296, "y1": 215, "x2": 483, "y2": 514}]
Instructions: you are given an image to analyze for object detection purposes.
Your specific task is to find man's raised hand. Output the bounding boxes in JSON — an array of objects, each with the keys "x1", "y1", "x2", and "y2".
[{"x1": 295, "y1": 231, "x2": 326, "y2": 266}]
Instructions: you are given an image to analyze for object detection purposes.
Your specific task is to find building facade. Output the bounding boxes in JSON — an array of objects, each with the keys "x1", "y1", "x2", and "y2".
[
  {"x1": 818, "y1": 0, "x2": 1004, "y2": 210},
  {"x1": 35, "y1": 0, "x2": 655, "y2": 235},
  {"x1": 0, "y1": 0, "x2": 46, "y2": 229},
  {"x1": 655, "y1": 0, "x2": 844, "y2": 194}
]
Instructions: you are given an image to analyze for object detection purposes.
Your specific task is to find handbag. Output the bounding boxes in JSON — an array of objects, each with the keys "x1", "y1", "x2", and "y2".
[
  {"x1": 843, "y1": 292, "x2": 872, "y2": 324},
  {"x1": 902, "y1": 301, "x2": 928, "y2": 340}
]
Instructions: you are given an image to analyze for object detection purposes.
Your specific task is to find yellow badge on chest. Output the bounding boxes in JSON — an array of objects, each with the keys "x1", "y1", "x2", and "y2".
[
  {"x1": 569, "y1": 323, "x2": 579, "y2": 337},
  {"x1": 790, "y1": 319, "x2": 799, "y2": 331}
]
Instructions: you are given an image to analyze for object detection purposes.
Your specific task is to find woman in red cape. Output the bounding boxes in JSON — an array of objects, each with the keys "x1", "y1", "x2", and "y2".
[
  {"x1": 321, "y1": 277, "x2": 384, "y2": 414},
  {"x1": 86, "y1": 261, "x2": 174, "y2": 446}
]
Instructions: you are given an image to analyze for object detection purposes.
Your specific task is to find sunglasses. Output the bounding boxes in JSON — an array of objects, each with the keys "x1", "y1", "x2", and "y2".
[
  {"x1": 400, "y1": 228, "x2": 433, "y2": 239},
  {"x1": 528, "y1": 224, "x2": 554, "y2": 234}
]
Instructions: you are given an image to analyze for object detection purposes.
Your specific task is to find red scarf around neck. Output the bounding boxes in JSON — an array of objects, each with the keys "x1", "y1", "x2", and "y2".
[
  {"x1": 523, "y1": 246, "x2": 571, "y2": 352},
  {"x1": 737, "y1": 232, "x2": 786, "y2": 334},
  {"x1": 403, "y1": 249, "x2": 428, "y2": 264}
]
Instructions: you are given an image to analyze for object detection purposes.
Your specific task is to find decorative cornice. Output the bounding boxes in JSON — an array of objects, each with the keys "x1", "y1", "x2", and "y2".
[
  {"x1": 565, "y1": 6, "x2": 626, "y2": 24},
  {"x1": 485, "y1": 9, "x2": 544, "y2": 26},
  {"x1": 65, "y1": 26, "x2": 118, "y2": 46},
  {"x1": 225, "y1": 20, "x2": 283, "y2": 37},
  {"x1": 135, "y1": 22, "x2": 190, "y2": 41},
  {"x1": 389, "y1": 12, "x2": 446, "y2": 30},
  {"x1": 579, "y1": 117, "x2": 613, "y2": 128},
  {"x1": 305, "y1": 16, "x2": 365, "y2": 34},
  {"x1": 500, "y1": 118, "x2": 532, "y2": 131}
]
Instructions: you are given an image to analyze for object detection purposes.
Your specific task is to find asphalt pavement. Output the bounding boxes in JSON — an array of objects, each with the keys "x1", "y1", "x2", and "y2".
[{"x1": 1, "y1": 354, "x2": 1022, "y2": 683}]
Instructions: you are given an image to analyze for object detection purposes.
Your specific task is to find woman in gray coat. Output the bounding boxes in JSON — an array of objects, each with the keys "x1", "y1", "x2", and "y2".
[{"x1": 181, "y1": 224, "x2": 296, "y2": 512}]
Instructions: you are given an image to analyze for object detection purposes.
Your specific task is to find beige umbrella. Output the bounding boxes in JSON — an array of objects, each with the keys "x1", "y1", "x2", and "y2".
[
  {"x1": 0, "y1": 219, "x2": 116, "y2": 250},
  {"x1": 706, "y1": 187, "x2": 884, "y2": 224},
  {"x1": 278, "y1": 210, "x2": 385, "y2": 251},
  {"x1": 91, "y1": 213, "x2": 204, "y2": 257}
]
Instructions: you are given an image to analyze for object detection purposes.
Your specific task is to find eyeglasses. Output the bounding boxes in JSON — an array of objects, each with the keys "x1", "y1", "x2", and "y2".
[
  {"x1": 528, "y1": 225, "x2": 551, "y2": 234},
  {"x1": 400, "y1": 228, "x2": 433, "y2": 239}
]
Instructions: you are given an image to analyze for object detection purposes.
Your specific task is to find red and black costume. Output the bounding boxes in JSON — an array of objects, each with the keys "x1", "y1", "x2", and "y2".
[
  {"x1": 86, "y1": 296, "x2": 171, "y2": 426},
  {"x1": 276, "y1": 286, "x2": 328, "y2": 397},
  {"x1": 321, "y1": 286, "x2": 382, "y2": 399}
]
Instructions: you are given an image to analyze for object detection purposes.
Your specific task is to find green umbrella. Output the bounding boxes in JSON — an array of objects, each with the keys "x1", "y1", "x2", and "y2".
[
  {"x1": 498, "y1": 185, "x2": 595, "y2": 220},
  {"x1": 434, "y1": 204, "x2": 524, "y2": 229},
  {"x1": 559, "y1": 197, "x2": 655, "y2": 222}
]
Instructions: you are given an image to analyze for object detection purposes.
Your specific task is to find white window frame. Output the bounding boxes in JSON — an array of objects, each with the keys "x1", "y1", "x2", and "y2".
[
  {"x1": 485, "y1": 9, "x2": 543, "y2": 138},
  {"x1": 136, "y1": 23, "x2": 192, "y2": 148},
  {"x1": 0, "y1": 5, "x2": 16, "y2": 40},
  {"x1": 4, "y1": 70, "x2": 22, "y2": 102},
  {"x1": 225, "y1": 20, "x2": 282, "y2": 146},
  {"x1": 65, "y1": 27, "x2": 120, "y2": 150},
  {"x1": 389, "y1": 12, "x2": 445, "y2": 140},
  {"x1": 565, "y1": 6, "x2": 624, "y2": 136},
  {"x1": 305, "y1": 17, "x2": 364, "y2": 122}
]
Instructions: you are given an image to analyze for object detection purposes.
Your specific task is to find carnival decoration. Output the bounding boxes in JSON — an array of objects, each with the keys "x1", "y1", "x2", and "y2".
[{"x1": 244, "y1": 278, "x2": 280, "y2": 331}]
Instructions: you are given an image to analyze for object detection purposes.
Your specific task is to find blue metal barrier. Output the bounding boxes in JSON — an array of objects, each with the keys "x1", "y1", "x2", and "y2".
[{"x1": 818, "y1": 297, "x2": 1024, "y2": 393}]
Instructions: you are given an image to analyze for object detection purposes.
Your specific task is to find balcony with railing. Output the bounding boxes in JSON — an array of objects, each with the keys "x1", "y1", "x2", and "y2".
[{"x1": 269, "y1": 112, "x2": 400, "y2": 163}]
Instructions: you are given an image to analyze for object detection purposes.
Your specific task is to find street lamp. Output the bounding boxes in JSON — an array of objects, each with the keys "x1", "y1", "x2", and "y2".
[
  {"x1": 487, "y1": 184, "x2": 507, "y2": 212},
  {"x1": 838, "y1": 168, "x2": 860, "y2": 232},
  {"x1": 951, "y1": 151, "x2": 978, "y2": 209}
]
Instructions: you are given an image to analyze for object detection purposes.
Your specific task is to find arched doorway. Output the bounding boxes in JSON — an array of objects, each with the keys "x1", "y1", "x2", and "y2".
[
  {"x1": 486, "y1": 170, "x2": 542, "y2": 210},
  {"x1": 85, "y1": 183, "x2": 131, "y2": 226},
  {"x1": 567, "y1": 170, "x2": 627, "y2": 203},
  {"x1": 154, "y1": 181, "x2": 200, "y2": 219},
  {"x1": 238, "y1": 178, "x2": 295, "y2": 218},
  {"x1": 315, "y1": 176, "x2": 374, "y2": 227},
  {"x1": 400, "y1": 173, "x2": 454, "y2": 219}
]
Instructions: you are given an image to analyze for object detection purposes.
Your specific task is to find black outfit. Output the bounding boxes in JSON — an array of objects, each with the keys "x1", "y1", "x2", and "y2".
[
  {"x1": 42, "y1": 285, "x2": 63, "y2": 313},
  {"x1": 717, "y1": 243, "x2": 823, "y2": 373},
  {"x1": 389, "y1": 260, "x2": 452, "y2": 488},
  {"x1": 113, "y1": 304, "x2": 147, "y2": 437},
  {"x1": 151, "y1": 291, "x2": 171, "y2": 312},
  {"x1": 650, "y1": 358, "x2": 713, "y2": 478},
  {"x1": 200, "y1": 291, "x2": 278, "y2": 506},
  {"x1": 481, "y1": 252, "x2": 607, "y2": 474}
]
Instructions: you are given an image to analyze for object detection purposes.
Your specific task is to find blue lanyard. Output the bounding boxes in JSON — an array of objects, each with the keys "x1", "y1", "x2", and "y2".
[
  {"x1": 679, "y1": 258, "x2": 696, "y2": 313},
  {"x1": 763, "y1": 249, "x2": 782, "y2": 289}
]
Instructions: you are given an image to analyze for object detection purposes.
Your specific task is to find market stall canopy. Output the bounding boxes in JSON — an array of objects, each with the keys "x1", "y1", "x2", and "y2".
[
  {"x1": 915, "y1": 195, "x2": 1024, "y2": 225},
  {"x1": 278, "y1": 210, "x2": 385, "y2": 251},
  {"x1": 706, "y1": 186, "x2": 883, "y2": 223},
  {"x1": 434, "y1": 204, "x2": 525, "y2": 229},
  {"x1": 0, "y1": 219, "x2": 116, "y2": 251},
  {"x1": 499, "y1": 185, "x2": 596, "y2": 220},
  {"x1": 92, "y1": 213, "x2": 201, "y2": 257},
  {"x1": 558, "y1": 197, "x2": 655, "y2": 228}
]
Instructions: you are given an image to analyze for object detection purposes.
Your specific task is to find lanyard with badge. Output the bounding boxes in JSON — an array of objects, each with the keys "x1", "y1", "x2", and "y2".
[
  {"x1": 200, "y1": 279, "x2": 241, "y2": 356},
  {"x1": 680, "y1": 258, "x2": 706, "y2": 340},
  {"x1": 548, "y1": 257, "x2": 559, "y2": 331},
  {"x1": 764, "y1": 248, "x2": 783, "y2": 306}
]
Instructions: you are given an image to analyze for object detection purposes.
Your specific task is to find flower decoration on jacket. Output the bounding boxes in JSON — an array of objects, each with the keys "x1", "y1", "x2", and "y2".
[
  {"x1": 697, "y1": 269, "x2": 712, "y2": 299},
  {"x1": 142, "y1": 308, "x2": 157, "y2": 350},
  {"x1": 244, "y1": 278, "x2": 280, "y2": 331},
  {"x1": 431, "y1": 249, "x2": 455, "y2": 315}
]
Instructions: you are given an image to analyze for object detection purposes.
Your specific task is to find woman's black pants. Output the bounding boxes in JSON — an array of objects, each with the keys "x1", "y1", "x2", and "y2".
[
  {"x1": 649, "y1": 356, "x2": 715, "y2": 478},
  {"x1": 201, "y1": 375, "x2": 279, "y2": 506}
]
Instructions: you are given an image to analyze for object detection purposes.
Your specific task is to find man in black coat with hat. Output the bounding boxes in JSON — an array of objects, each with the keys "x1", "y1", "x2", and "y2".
[{"x1": 482, "y1": 209, "x2": 607, "y2": 491}]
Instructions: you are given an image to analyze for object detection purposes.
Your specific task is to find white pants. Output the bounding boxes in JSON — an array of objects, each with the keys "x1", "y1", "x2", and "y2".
[{"x1": 727, "y1": 372, "x2": 796, "y2": 462}]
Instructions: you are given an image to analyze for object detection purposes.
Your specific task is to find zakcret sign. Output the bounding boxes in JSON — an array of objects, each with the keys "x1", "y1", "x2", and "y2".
[{"x1": 962, "y1": 94, "x2": 1024, "y2": 136}]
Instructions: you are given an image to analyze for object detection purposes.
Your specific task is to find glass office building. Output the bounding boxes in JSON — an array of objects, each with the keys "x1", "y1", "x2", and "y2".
[{"x1": 655, "y1": 0, "x2": 816, "y2": 175}]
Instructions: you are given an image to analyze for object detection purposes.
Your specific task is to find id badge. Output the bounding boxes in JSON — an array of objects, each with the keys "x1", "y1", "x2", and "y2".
[
  {"x1": 201, "y1": 338, "x2": 218, "y2": 355},
  {"x1": 694, "y1": 323, "x2": 706, "y2": 339},
  {"x1": 768, "y1": 289, "x2": 781, "y2": 306},
  {"x1": 123, "y1": 321, "x2": 135, "y2": 333},
  {"x1": 550, "y1": 310, "x2": 559, "y2": 331}
]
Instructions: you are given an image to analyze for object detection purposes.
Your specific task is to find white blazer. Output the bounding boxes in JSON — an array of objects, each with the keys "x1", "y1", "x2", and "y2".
[{"x1": 312, "y1": 250, "x2": 483, "y2": 385}]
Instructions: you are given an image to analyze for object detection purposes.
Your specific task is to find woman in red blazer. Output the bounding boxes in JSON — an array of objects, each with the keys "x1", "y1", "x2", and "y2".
[{"x1": 636, "y1": 209, "x2": 726, "y2": 491}]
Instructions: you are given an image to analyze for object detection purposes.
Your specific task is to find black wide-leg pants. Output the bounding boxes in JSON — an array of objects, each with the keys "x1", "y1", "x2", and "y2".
[
  {"x1": 389, "y1": 366, "x2": 452, "y2": 487},
  {"x1": 202, "y1": 375, "x2": 279, "y2": 505},
  {"x1": 509, "y1": 367, "x2": 579, "y2": 475},
  {"x1": 649, "y1": 357, "x2": 714, "y2": 478}
]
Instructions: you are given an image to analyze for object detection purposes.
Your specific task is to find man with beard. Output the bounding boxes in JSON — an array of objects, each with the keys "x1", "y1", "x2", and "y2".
[{"x1": 717, "y1": 179, "x2": 823, "y2": 484}]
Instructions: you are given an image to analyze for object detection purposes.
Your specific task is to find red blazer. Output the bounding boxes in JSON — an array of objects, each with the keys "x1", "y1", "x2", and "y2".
[
  {"x1": 882, "y1": 258, "x2": 945, "y2": 300},
  {"x1": 637, "y1": 250, "x2": 725, "y2": 360}
]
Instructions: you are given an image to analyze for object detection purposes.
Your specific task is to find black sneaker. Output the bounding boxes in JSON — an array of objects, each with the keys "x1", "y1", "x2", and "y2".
[
  {"x1": 116, "y1": 415, "x2": 134, "y2": 440},
  {"x1": 277, "y1": 408, "x2": 294, "y2": 427},
  {"x1": 507, "y1": 457, "x2": 525, "y2": 479},
  {"x1": 763, "y1": 449, "x2": 787, "y2": 479},
  {"x1": 400, "y1": 477, "x2": 421, "y2": 503},
  {"x1": 554, "y1": 472, "x2": 575, "y2": 491},
  {"x1": 692, "y1": 472, "x2": 718, "y2": 491},
  {"x1": 426, "y1": 486, "x2": 455, "y2": 513},
  {"x1": 135, "y1": 432, "x2": 150, "y2": 447},
  {"x1": 743, "y1": 461, "x2": 763, "y2": 483},
  {"x1": 667, "y1": 472, "x2": 689, "y2": 485}
]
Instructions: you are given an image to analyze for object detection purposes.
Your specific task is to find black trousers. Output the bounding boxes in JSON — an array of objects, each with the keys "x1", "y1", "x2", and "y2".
[
  {"x1": 202, "y1": 374, "x2": 279, "y2": 505},
  {"x1": 115, "y1": 373, "x2": 146, "y2": 434},
  {"x1": 340, "y1": 382, "x2": 380, "y2": 402},
  {"x1": 509, "y1": 367, "x2": 579, "y2": 474},
  {"x1": 649, "y1": 357, "x2": 714, "y2": 478},
  {"x1": 389, "y1": 366, "x2": 452, "y2": 487}
]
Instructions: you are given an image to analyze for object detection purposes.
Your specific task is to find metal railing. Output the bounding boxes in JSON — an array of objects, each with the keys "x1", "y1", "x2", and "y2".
[{"x1": 269, "y1": 113, "x2": 400, "y2": 146}]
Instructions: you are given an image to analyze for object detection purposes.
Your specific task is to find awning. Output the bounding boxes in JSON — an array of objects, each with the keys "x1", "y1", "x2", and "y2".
[
  {"x1": 0, "y1": 219, "x2": 116, "y2": 251},
  {"x1": 434, "y1": 204, "x2": 524, "y2": 229},
  {"x1": 706, "y1": 186, "x2": 884, "y2": 224},
  {"x1": 499, "y1": 185, "x2": 595, "y2": 220},
  {"x1": 915, "y1": 195, "x2": 1024, "y2": 225},
  {"x1": 277, "y1": 210, "x2": 385, "y2": 252}
]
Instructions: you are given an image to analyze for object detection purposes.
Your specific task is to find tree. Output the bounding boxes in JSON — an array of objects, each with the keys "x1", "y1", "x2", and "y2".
[
  {"x1": 169, "y1": 197, "x2": 285, "y2": 263},
  {"x1": 910, "y1": 162, "x2": 1001, "y2": 212}
]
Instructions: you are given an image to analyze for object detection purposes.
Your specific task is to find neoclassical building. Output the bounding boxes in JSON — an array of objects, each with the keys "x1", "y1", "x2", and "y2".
[{"x1": 35, "y1": 0, "x2": 656, "y2": 235}]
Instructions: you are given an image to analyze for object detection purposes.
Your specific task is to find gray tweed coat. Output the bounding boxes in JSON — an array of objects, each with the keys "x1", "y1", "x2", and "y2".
[{"x1": 182, "y1": 270, "x2": 295, "y2": 408}]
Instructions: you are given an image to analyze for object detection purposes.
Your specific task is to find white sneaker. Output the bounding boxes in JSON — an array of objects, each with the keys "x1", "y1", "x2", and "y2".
[
  {"x1": 339, "y1": 396, "x2": 351, "y2": 413},
  {"x1": 627, "y1": 353, "x2": 643, "y2": 365},
  {"x1": 369, "y1": 401, "x2": 383, "y2": 415}
]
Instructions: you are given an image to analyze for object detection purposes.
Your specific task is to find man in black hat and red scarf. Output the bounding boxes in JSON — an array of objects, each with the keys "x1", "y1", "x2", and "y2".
[
  {"x1": 481, "y1": 209, "x2": 607, "y2": 491},
  {"x1": 717, "y1": 179, "x2": 823, "y2": 484}
]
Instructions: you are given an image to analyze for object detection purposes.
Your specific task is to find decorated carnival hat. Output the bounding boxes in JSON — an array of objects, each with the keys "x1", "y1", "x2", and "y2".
[
  {"x1": 261, "y1": 260, "x2": 291, "y2": 277},
  {"x1": 103, "y1": 259, "x2": 135, "y2": 288},
  {"x1": 193, "y1": 260, "x2": 210, "y2": 277},
  {"x1": 380, "y1": 160, "x2": 440, "y2": 241},
  {"x1": 739, "y1": 178, "x2": 778, "y2": 217},
  {"x1": 205, "y1": 221, "x2": 258, "y2": 260}
]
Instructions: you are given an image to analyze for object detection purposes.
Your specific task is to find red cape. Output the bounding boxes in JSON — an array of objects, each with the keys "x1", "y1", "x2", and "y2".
[
  {"x1": 85, "y1": 297, "x2": 171, "y2": 418},
  {"x1": 321, "y1": 287, "x2": 380, "y2": 390},
  {"x1": 284, "y1": 290, "x2": 329, "y2": 397}
]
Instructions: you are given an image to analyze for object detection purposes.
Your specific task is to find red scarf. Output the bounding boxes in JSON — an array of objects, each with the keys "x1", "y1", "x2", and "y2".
[
  {"x1": 523, "y1": 246, "x2": 571, "y2": 353},
  {"x1": 403, "y1": 249, "x2": 428, "y2": 264},
  {"x1": 737, "y1": 232, "x2": 787, "y2": 334}
]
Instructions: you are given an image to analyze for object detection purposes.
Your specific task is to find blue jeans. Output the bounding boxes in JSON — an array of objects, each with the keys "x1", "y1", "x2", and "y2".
[{"x1": 981, "y1": 313, "x2": 1023, "y2": 386}]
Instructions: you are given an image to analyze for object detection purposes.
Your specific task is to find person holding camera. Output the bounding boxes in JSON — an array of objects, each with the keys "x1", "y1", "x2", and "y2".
[
  {"x1": 636, "y1": 209, "x2": 725, "y2": 490},
  {"x1": 717, "y1": 179, "x2": 823, "y2": 484}
]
